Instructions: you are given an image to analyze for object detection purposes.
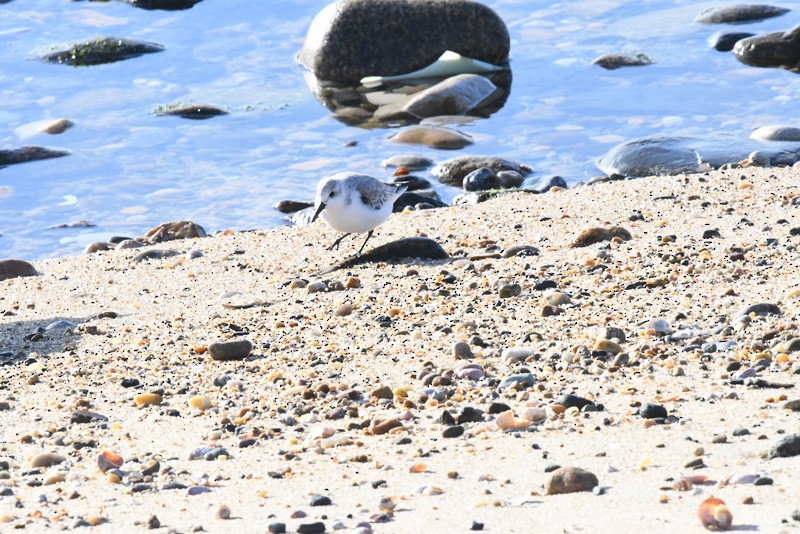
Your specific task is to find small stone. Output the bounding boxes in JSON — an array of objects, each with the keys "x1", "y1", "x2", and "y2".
[
  {"x1": 452, "y1": 341, "x2": 473, "y2": 359},
  {"x1": 369, "y1": 418, "x2": 402, "y2": 435},
  {"x1": 268, "y1": 523, "x2": 287, "y2": 534},
  {"x1": 31, "y1": 453, "x2": 66, "y2": 468},
  {"x1": 371, "y1": 386, "x2": 393, "y2": 400},
  {"x1": 134, "y1": 393, "x2": 163, "y2": 407},
  {"x1": 470, "y1": 520, "x2": 485, "y2": 531},
  {"x1": 309, "y1": 494, "x2": 332, "y2": 506},
  {"x1": 754, "y1": 476, "x2": 773, "y2": 486},
  {"x1": 297, "y1": 522, "x2": 326, "y2": 534},
  {"x1": 570, "y1": 226, "x2": 632, "y2": 248},
  {"x1": 556, "y1": 394, "x2": 594, "y2": 411},
  {"x1": 146, "y1": 515, "x2": 161, "y2": 529},
  {"x1": 97, "y1": 451, "x2": 124, "y2": 473},
  {"x1": 208, "y1": 339, "x2": 252, "y2": 361},
  {"x1": 307, "y1": 281, "x2": 327, "y2": 293},
  {"x1": 189, "y1": 395, "x2": 214, "y2": 412},
  {"x1": 498, "y1": 283, "x2": 521, "y2": 298},
  {"x1": 544, "y1": 466, "x2": 599, "y2": 495},
  {"x1": 593, "y1": 339, "x2": 622, "y2": 355},
  {"x1": 442, "y1": 425, "x2": 465, "y2": 438},
  {"x1": 732, "y1": 427, "x2": 750, "y2": 437},
  {"x1": 463, "y1": 167, "x2": 499, "y2": 191},
  {"x1": 144, "y1": 220, "x2": 206, "y2": 243},
  {"x1": 335, "y1": 303, "x2": 353, "y2": 317},
  {"x1": 734, "y1": 303, "x2": 781, "y2": 319},
  {"x1": 784, "y1": 399, "x2": 800, "y2": 411},
  {"x1": 638, "y1": 403, "x2": 667, "y2": 419},
  {"x1": 457, "y1": 406, "x2": 484, "y2": 424},
  {"x1": 344, "y1": 276, "x2": 361, "y2": 289},
  {"x1": 768, "y1": 433, "x2": 800, "y2": 459},
  {"x1": 712, "y1": 434, "x2": 728, "y2": 444}
]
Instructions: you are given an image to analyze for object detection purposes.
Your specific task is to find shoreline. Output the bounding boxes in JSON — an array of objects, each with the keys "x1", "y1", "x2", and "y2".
[{"x1": 1, "y1": 166, "x2": 800, "y2": 533}]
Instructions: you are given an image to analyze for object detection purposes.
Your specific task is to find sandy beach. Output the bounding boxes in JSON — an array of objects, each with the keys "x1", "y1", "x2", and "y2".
[{"x1": 1, "y1": 166, "x2": 800, "y2": 533}]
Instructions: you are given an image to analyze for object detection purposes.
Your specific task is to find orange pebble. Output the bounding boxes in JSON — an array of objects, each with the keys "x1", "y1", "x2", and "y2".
[
  {"x1": 393, "y1": 167, "x2": 409, "y2": 176},
  {"x1": 698, "y1": 496, "x2": 732, "y2": 531}
]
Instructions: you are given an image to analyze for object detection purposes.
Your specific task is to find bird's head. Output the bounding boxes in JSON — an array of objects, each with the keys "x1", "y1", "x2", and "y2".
[{"x1": 312, "y1": 177, "x2": 344, "y2": 222}]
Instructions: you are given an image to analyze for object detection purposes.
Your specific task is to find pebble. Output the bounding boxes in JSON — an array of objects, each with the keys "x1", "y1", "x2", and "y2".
[
  {"x1": 208, "y1": 339, "x2": 252, "y2": 361},
  {"x1": 570, "y1": 226, "x2": 632, "y2": 248},
  {"x1": 97, "y1": 451, "x2": 124, "y2": 473},
  {"x1": 187, "y1": 485, "x2": 212, "y2": 495},
  {"x1": 381, "y1": 155, "x2": 434, "y2": 170},
  {"x1": 544, "y1": 466, "x2": 599, "y2": 495},
  {"x1": 189, "y1": 446, "x2": 229, "y2": 461},
  {"x1": 470, "y1": 520, "x2": 485, "y2": 531},
  {"x1": 309, "y1": 494, "x2": 332, "y2": 506},
  {"x1": 297, "y1": 522, "x2": 326, "y2": 534},
  {"x1": 498, "y1": 373, "x2": 535, "y2": 390},
  {"x1": 389, "y1": 126, "x2": 473, "y2": 150},
  {"x1": 307, "y1": 281, "x2": 327, "y2": 293},
  {"x1": 556, "y1": 394, "x2": 594, "y2": 410},
  {"x1": 30, "y1": 453, "x2": 65, "y2": 468},
  {"x1": 784, "y1": 399, "x2": 800, "y2": 411},
  {"x1": 335, "y1": 302, "x2": 353, "y2": 317},
  {"x1": 638, "y1": 403, "x2": 667, "y2": 419},
  {"x1": 371, "y1": 386, "x2": 393, "y2": 400},
  {"x1": 216, "y1": 505, "x2": 231, "y2": 519},
  {"x1": 734, "y1": 302, "x2": 781, "y2": 319},
  {"x1": 134, "y1": 393, "x2": 163, "y2": 407},
  {"x1": 498, "y1": 283, "x2": 521, "y2": 298},
  {"x1": 189, "y1": 395, "x2": 214, "y2": 412},
  {"x1": 268, "y1": 523, "x2": 287, "y2": 534},
  {"x1": 442, "y1": 425, "x2": 465, "y2": 438},
  {"x1": 0, "y1": 259, "x2": 37, "y2": 281}
]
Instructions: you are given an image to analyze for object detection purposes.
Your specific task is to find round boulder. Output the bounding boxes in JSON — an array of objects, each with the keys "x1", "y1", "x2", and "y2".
[{"x1": 298, "y1": 0, "x2": 510, "y2": 83}]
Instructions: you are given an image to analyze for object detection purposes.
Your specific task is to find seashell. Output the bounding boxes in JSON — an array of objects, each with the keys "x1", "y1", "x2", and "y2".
[
  {"x1": 698, "y1": 496, "x2": 732, "y2": 531},
  {"x1": 727, "y1": 473, "x2": 759, "y2": 485},
  {"x1": 97, "y1": 450, "x2": 124, "y2": 473},
  {"x1": 495, "y1": 410, "x2": 532, "y2": 430}
]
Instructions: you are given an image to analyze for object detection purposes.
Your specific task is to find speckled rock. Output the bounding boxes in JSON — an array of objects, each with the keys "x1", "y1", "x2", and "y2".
[
  {"x1": 208, "y1": 339, "x2": 252, "y2": 361},
  {"x1": 734, "y1": 24, "x2": 800, "y2": 72},
  {"x1": 696, "y1": 4, "x2": 789, "y2": 24},
  {"x1": 544, "y1": 466, "x2": 599, "y2": 495},
  {"x1": 298, "y1": 0, "x2": 510, "y2": 83}
]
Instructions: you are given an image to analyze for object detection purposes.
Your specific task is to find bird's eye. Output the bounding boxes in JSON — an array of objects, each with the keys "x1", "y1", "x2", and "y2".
[{"x1": 329, "y1": 191, "x2": 336, "y2": 198}]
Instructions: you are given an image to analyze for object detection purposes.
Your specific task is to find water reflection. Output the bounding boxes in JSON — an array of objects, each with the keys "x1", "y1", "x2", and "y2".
[{"x1": 304, "y1": 69, "x2": 513, "y2": 129}]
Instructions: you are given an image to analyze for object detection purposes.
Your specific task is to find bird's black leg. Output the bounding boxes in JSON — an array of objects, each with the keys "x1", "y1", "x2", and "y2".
[
  {"x1": 356, "y1": 230, "x2": 373, "y2": 255},
  {"x1": 327, "y1": 233, "x2": 351, "y2": 251}
]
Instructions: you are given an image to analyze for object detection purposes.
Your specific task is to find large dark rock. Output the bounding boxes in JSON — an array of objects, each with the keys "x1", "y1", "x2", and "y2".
[
  {"x1": 39, "y1": 36, "x2": 164, "y2": 66},
  {"x1": 328, "y1": 237, "x2": 448, "y2": 271},
  {"x1": 708, "y1": 30, "x2": 755, "y2": 52},
  {"x1": 0, "y1": 146, "x2": 68, "y2": 168},
  {"x1": 0, "y1": 259, "x2": 37, "y2": 281},
  {"x1": 696, "y1": 4, "x2": 789, "y2": 24},
  {"x1": 298, "y1": 0, "x2": 510, "y2": 83},
  {"x1": 597, "y1": 134, "x2": 800, "y2": 177},
  {"x1": 121, "y1": 0, "x2": 203, "y2": 10},
  {"x1": 734, "y1": 24, "x2": 800, "y2": 72}
]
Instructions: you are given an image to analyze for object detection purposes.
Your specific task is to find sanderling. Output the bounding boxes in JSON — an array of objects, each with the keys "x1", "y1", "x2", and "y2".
[{"x1": 312, "y1": 172, "x2": 407, "y2": 254}]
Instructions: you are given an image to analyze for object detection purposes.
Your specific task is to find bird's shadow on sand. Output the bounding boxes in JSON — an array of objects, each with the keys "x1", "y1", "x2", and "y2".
[{"x1": 322, "y1": 236, "x2": 449, "y2": 273}]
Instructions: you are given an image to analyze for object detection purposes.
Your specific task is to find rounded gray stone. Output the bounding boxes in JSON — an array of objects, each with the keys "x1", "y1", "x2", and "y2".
[
  {"x1": 298, "y1": 0, "x2": 510, "y2": 83},
  {"x1": 208, "y1": 339, "x2": 252, "y2": 361}
]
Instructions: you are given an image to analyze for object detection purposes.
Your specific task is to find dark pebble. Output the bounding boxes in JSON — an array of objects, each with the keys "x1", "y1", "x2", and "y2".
[
  {"x1": 544, "y1": 464, "x2": 561, "y2": 473},
  {"x1": 309, "y1": 494, "x2": 332, "y2": 506},
  {"x1": 702, "y1": 228, "x2": 721, "y2": 239},
  {"x1": 754, "y1": 476, "x2": 773, "y2": 486},
  {"x1": 783, "y1": 399, "x2": 800, "y2": 412},
  {"x1": 557, "y1": 394, "x2": 594, "y2": 410},
  {"x1": 684, "y1": 458, "x2": 705, "y2": 469},
  {"x1": 471, "y1": 520, "x2": 485, "y2": 531},
  {"x1": 161, "y1": 482, "x2": 187, "y2": 490},
  {"x1": 639, "y1": 403, "x2": 668, "y2": 419},
  {"x1": 208, "y1": 339, "x2": 252, "y2": 361},
  {"x1": 131, "y1": 483, "x2": 152, "y2": 493},
  {"x1": 457, "y1": 406, "x2": 484, "y2": 424},
  {"x1": 732, "y1": 427, "x2": 750, "y2": 437},
  {"x1": 268, "y1": 523, "x2": 287, "y2": 534},
  {"x1": 443, "y1": 425, "x2": 465, "y2": 438},
  {"x1": 712, "y1": 434, "x2": 728, "y2": 444},
  {"x1": 121, "y1": 378, "x2": 140, "y2": 388},
  {"x1": 439, "y1": 410, "x2": 456, "y2": 425},
  {"x1": 297, "y1": 522, "x2": 326, "y2": 534},
  {"x1": 238, "y1": 438, "x2": 257, "y2": 448},
  {"x1": 488, "y1": 402, "x2": 511, "y2": 414},
  {"x1": 533, "y1": 279, "x2": 558, "y2": 290}
]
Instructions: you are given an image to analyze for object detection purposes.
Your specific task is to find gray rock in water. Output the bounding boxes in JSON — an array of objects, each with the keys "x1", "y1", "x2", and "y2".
[
  {"x1": 750, "y1": 125, "x2": 800, "y2": 141},
  {"x1": 381, "y1": 155, "x2": 434, "y2": 170},
  {"x1": 522, "y1": 175, "x2": 567, "y2": 193},
  {"x1": 708, "y1": 30, "x2": 755, "y2": 52},
  {"x1": 275, "y1": 200, "x2": 314, "y2": 214},
  {"x1": 393, "y1": 191, "x2": 448, "y2": 211},
  {"x1": 592, "y1": 52, "x2": 653, "y2": 70},
  {"x1": 597, "y1": 134, "x2": 800, "y2": 177},
  {"x1": 39, "y1": 36, "x2": 164, "y2": 66},
  {"x1": 328, "y1": 237, "x2": 448, "y2": 271},
  {"x1": 696, "y1": 4, "x2": 789, "y2": 24},
  {"x1": 403, "y1": 74, "x2": 501, "y2": 118},
  {"x1": 298, "y1": 0, "x2": 510, "y2": 83},
  {"x1": 156, "y1": 104, "x2": 227, "y2": 120},
  {"x1": 432, "y1": 155, "x2": 531, "y2": 186},
  {"x1": 0, "y1": 146, "x2": 68, "y2": 168},
  {"x1": 463, "y1": 167, "x2": 499, "y2": 191},
  {"x1": 734, "y1": 24, "x2": 800, "y2": 72},
  {"x1": 389, "y1": 125, "x2": 473, "y2": 149},
  {"x1": 122, "y1": 0, "x2": 203, "y2": 10}
]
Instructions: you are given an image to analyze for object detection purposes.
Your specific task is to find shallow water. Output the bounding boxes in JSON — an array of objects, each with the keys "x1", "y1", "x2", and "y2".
[{"x1": 1, "y1": 0, "x2": 799, "y2": 259}]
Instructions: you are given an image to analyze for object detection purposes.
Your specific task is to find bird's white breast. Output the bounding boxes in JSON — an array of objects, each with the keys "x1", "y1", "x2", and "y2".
[{"x1": 321, "y1": 189, "x2": 394, "y2": 233}]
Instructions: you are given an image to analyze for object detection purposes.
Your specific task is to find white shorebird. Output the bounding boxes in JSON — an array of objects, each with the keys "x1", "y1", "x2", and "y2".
[{"x1": 312, "y1": 172, "x2": 407, "y2": 255}]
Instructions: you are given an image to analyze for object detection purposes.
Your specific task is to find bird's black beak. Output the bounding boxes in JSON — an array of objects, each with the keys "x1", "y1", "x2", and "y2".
[{"x1": 311, "y1": 202, "x2": 326, "y2": 223}]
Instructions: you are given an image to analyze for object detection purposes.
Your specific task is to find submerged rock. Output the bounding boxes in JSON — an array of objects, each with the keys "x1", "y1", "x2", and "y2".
[
  {"x1": 0, "y1": 146, "x2": 69, "y2": 168},
  {"x1": 38, "y1": 36, "x2": 164, "y2": 66},
  {"x1": 696, "y1": 4, "x2": 789, "y2": 24},
  {"x1": 597, "y1": 134, "x2": 800, "y2": 177},
  {"x1": 402, "y1": 74, "x2": 501, "y2": 118},
  {"x1": 592, "y1": 52, "x2": 653, "y2": 70},
  {"x1": 298, "y1": 0, "x2": 510, "y2": 83},
  {"x1": 734, "y1": 24, "x2": 800, "y2": 72},
  {"x1": 389, "y1": 125, "x2": 472, "y2": 149},
  {"x1": 708, "y1": 30, "x2": 755, "y2": 52},
  {"x1": 381, "y1": 154, "x2": 434, "y2": 170},
  {"x1": 432, "y1": 155, "x2": 531, "y2": 186},
  {"x1": 750, "y1": 125, "x2": 800, "y2": 141},
  {"x1": 155, "y1": 104, "x2": 227, "y2": 120},
  {"x1": 121, "y1": 0, "x2": 203, "y2": 10}
]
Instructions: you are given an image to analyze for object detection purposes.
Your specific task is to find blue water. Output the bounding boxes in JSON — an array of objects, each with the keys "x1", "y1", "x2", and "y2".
[{"x1": 1, "y1": 0, "x2": 799, "y2": 259}]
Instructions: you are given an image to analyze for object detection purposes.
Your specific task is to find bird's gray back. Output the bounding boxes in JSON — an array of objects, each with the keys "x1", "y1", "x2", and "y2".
[{"x1": 342, "y1": 173, "x2": 406, "y2": 210}]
